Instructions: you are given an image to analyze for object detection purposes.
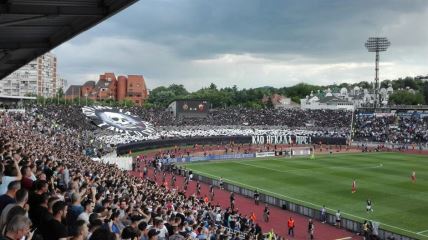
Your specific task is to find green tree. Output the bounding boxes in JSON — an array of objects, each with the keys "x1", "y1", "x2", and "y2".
[
  {"x1": 389, "y1": 90, "x2": 425, "y2": 105},
  {"x1": 168, "y1": 84, "x2": 189, "y2": 96},
  {"x1": 57, "y1": 88, "x2": 64, "y2": 98},
  {"x1": 422, "y1": 81, "x2": 428, "y2": 104},
  {"x1": 265, "y1": 96, "x2": 274, "y2": 108}
]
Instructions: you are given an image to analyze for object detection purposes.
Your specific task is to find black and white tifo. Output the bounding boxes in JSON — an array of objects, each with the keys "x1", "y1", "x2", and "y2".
[{"x1": 82, "y1": 106, "x2": 154, "y2": 136}]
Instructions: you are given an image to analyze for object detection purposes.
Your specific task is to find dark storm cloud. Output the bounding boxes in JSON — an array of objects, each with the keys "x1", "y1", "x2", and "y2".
[
  {"x1": 54, "y1": 0, "x2": 428, "y2": 90},
  {"x1": 94, "y1": 0, "x2": 427, "y2": 59}
]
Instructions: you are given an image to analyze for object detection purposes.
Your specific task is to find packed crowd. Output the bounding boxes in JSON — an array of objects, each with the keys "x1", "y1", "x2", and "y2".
[
  {"x1": 25, "y1": 105, "x2": 351, "y2": 129},
  {"x1": 0, "y1": 111, "x2": 266, "y2": 240},
  {"x1": 131, "y1": 107, "x2": 352, "y2": 128},
  {"x1": 98, "y1": 126, "x2": 349, "y2": 145},
  {"x1": 354, "y1": 114, "x2": 428, "y2": 143},
  {"x1": 20, "y1": 105, "x2": 428, "y2": 146},
  {"x1": 22, "y1": 105, "x2": 351, "y2": 145}
]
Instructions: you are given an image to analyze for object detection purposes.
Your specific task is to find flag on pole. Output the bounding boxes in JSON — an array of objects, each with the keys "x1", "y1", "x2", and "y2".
[{"x1": 250, "y1": 212, "x2": 256, "y2": 222}]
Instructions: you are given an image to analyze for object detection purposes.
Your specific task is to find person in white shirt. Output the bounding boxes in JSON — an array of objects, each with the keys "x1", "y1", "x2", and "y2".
[
  {"x1": 335, "y1": 210, "x2": 341, "y2": 228},
  {"x1": 77, "y1": 200, "x2": 94, "y2": 224},
  {"x1": 0, "y1": 158, "x2": 22, "y2": 195}
]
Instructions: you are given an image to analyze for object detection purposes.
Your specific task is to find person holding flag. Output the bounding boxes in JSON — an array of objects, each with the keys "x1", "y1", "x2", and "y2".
[
  {"x1": 250, "y1": 212, "x2": 256, "y2": 223},
  {"x1": 411, "y1": 170, "x2": 416, "y2": 183},
  {"x1": 352, "y1": 179, "x2": 357, "y2": 193},
  {"x1": 267, "y1": 229, "x2": 275, "y2": 240}
]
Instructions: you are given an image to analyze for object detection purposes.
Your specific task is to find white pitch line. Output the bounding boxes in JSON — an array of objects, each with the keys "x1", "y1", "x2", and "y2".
[
  {"x1": 191, "y1": 169, "x2": 422, "y2": 237},
  {"x1": 235, "y1": 161, "x2": 382, "y2": 175},
  {"x1": 417, "y1": 229, "x2": 428, "y2": 234},
  {"x1": 335, "y1": 237, "x2": 352, "y2": 240}
]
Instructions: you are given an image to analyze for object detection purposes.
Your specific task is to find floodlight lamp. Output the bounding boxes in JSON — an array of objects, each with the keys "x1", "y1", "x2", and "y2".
[{"x1": 365, "y1": 37, "x2": 391, "y2": 52}]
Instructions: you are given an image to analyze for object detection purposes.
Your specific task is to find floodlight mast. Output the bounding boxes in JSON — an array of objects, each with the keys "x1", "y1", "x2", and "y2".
[{"x1": 365, "y1": 37, "x2": 390, "y2": 110}]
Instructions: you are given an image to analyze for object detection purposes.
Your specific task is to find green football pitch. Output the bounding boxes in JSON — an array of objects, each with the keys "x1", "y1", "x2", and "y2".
[{"x1": 182, "y1": 152, "x2": 428, "y2": 239}]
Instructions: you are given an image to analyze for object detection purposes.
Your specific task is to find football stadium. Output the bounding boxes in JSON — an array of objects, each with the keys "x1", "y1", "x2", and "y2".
[{"x1": 1, "y1": 1, "x2": 428, "y2": 240}]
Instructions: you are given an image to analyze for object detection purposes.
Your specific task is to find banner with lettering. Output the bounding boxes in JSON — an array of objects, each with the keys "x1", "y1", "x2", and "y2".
[{"x1": 252, "y1": 135, "x2": 311, "y2": 145}]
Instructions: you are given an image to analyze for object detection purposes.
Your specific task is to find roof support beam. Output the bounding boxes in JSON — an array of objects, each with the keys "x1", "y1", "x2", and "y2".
[
  {"x1": 0, "y1": 4, "x2": 107, "y2": 16},
  {"x1": 0, "y1": 41, "x2": 51, "y2": 50},
  {"x1": 0, "y1": 15, "x2": 47, "y2": 27},
  {"x1": 9, "y1": 0, "x2": 98, "y2": 7}
]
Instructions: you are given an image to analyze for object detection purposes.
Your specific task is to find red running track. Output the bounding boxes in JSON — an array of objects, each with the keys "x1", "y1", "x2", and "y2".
[{"x1": 131, "y1": 168, "x2": 362, "y2": 240}]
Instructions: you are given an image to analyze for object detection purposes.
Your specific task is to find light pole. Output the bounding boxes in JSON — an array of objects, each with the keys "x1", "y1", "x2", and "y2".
[
  {"x1": 365, "y1": 37, "x2": 391, "y2": 110},
  {"x1": 43, "y1": 81, "x2": 47, "y2": 105}
]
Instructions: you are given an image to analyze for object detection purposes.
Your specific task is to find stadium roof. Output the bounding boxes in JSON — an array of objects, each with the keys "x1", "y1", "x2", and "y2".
[{"x1": 0, "y1": 0, "x2": 138, "y2": 80}]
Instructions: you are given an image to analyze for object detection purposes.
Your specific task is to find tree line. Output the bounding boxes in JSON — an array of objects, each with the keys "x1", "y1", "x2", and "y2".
[{"x1": 146, "y1": 76, "x2": 428, "y2": 109}]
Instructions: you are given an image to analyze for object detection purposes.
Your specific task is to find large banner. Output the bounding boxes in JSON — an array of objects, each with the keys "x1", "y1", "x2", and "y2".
[
  {"x1": 82, "y1": 106, "x2": 154, "y2": 136},
  {"x1": 252, "y1": 135, "x2": 311, "y2": 145},
  {"x1": 117, "y1": 136, "x2": 347, "y2": 155}
]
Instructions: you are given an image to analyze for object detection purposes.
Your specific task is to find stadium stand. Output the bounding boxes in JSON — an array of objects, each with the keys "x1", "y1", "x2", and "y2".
[
  {"x1": 0, "y1": 110, "x2": 267, "y2": 240},
  {"x1": 354, "y1": 112, "x2": 428, "y2": 143}
]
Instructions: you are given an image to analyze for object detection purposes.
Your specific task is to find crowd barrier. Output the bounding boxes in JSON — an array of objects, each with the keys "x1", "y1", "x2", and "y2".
[
  {"x1": 352, "y1": 141, "x2": 428, "y2": 151},
  {"x1": 117, "y1": 136, "x2": 347, "y2": 155},
  {"x1": 255, "y1": 152, "x2": 275, "y2": 158},
  {"x1": 166, "y1": 153, "x2": 257, "y2": 163},
  {"x1": 190, "y1": 173, "x2": 417, "y2": 240}
]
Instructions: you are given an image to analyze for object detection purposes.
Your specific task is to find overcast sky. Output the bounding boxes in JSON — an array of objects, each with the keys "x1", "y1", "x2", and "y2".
[{"x1": 53, "y1": 0, "x2": 428, "y2": 91}]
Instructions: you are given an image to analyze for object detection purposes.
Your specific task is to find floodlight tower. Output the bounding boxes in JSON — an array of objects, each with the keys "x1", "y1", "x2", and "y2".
[{"x1": 365, "y1": 37, "x2": 390, "y2": 109}]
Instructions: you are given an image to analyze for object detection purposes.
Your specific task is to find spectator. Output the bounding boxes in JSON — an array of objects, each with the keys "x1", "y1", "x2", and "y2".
[
  {"x1": 70, "y1": 219, "x2": 89, "y2": 240},
  {"x1": 77, "y1": 199, "x2": 94, "y2": 224},
  {"x1": 43, "y1": 200, "x2": 68, "y2": 240},
  {"x1": 0, "y1": 181, "x2": 20, "y2": 214},
  {"x1": 0, "y1": 188, "x2": 28, "y2": 230},
  {"x1": 121, "y1": 226, "x2": 141, "y2": 240},
  {"x1": 138, "y1": 221, "x2": 149, "y2": 240},
  {"x1": 20, "y1": 166, "x2": 34, "y2": 191},
  {"x1": 0, "y1": 215, "x2": 32, "y2": 240},
  {"x1": 0, "y1": 160, "x2": 22, "y2": 195},
  {"x1": 66, "y1": 192, "x2": 83, "y2": 233},
  {"x1": 148, "y1": 229, "x2": 160, "y2": 240},
  {"x1": 89, "y1": 228, "x2": 116, "y2": 240}
]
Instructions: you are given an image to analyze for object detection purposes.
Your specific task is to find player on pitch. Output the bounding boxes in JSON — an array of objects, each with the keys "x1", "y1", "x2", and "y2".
[
  {"x1": 366, "y1": 199, "x2": 373, "y2": 212},
  {"x1": 411, "y1": 170, "x2": 416, "y2": 183},
  {"x1": 352, "y1": 179, "x2": 357, "y2": 193}
]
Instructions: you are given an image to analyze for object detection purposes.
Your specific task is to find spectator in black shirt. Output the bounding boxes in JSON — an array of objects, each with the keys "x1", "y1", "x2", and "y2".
[
  {"x1": 43, "y1": 200, "x2": 68, "y2": 240},
  {"x1": 28, "y1": 180, "x2": 48, "y2": 221},
  {"x1": 0, "y1": 181, "x2": 20, "y2": 214}
]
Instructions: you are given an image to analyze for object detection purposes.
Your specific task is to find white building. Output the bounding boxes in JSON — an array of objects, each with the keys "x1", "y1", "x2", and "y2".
[
  {"x1": 0, "y1": 52, "x2": 58, "y2": 97},
  {"x1": 301, "y1": 94, "x2": 355, "y2": 110},
  {"x1": 300, "y1": 84, "x2": 397, "y2": 111}
]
